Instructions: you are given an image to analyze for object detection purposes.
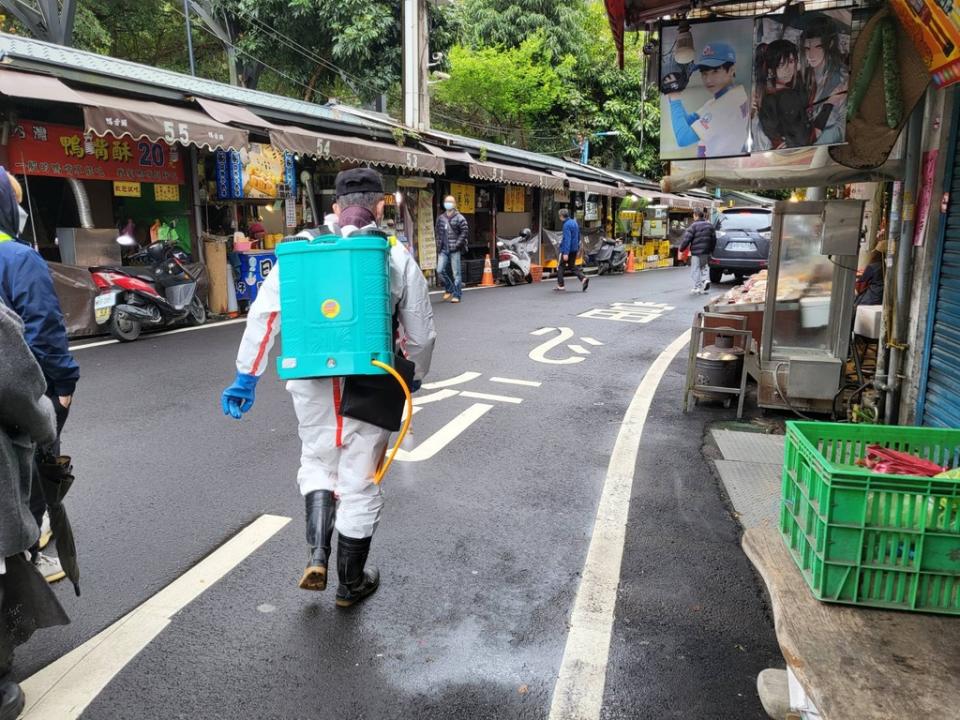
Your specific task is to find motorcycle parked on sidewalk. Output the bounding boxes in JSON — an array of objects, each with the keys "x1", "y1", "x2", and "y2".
[
  {"x1": 596, "y1": 236, "x2": 627, "y2": 275},
  {"x1": 497, "y1": 228, "x2": 534, "y2": 286},
  {"x1": 90, "y1": 235, "x2": 206, "y2": 342}
]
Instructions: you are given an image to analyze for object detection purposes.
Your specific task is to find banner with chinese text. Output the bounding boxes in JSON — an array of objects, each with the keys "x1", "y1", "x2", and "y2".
[{"x1": 8, "y1": 120, "x2": 185, "y2": 184}]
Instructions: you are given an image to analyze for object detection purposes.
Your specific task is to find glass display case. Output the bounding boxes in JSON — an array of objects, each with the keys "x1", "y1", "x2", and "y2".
[{"x1": 756, "y1": 200, "x2": 863, "y2": 411}]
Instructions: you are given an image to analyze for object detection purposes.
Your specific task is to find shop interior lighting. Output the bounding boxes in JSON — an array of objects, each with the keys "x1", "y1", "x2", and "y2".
[{"x1": 674, "y1": 21, "x2": 695, "y2": 65}]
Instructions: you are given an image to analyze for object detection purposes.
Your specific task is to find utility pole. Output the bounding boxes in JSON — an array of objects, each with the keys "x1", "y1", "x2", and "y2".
[
  {"x1": 183, "y1": 0, "x2": 196, "y2": 76},
  {"x1": 402, "y1": 0, "x2": 430, "y2": 131},
  {"x1": 0, "y1": 0, "x2": 77, "y2": 45}
]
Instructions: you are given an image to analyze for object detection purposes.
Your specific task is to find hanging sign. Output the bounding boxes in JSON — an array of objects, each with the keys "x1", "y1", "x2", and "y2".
[
  {"x1": 892, "y1": 0, "x2": 960, "y2": 88},
  {"x1": 285, "y1": 196, "x2": 297, "y2": 229},
  {"x1": 504, "y1": 186, "x2": 525, "y2": 213},
  {"x1": 240, "y1": 143, "x2": 287, "y2": 199},
  {"x1": 154, "y1": 184, "x2": 181, "y2": 202},
  {"x1": 113, "y1": 181, "x2": 142, "y2": 198},
  {"x1": 585, "y1": 193, "x2": 599, "y2": 221},
  {"x1": 216, "y1": 149, "x2": 243, "y2": 200},
  {"x1": 417, "y1": 190, "x2": 437, "y2": 271},
  {"x1": 8, "y1": 120, "x2": 185, "y2": 183},
  {"x1": 449, "y1": 183, "x2": 476, "y2": 214}
]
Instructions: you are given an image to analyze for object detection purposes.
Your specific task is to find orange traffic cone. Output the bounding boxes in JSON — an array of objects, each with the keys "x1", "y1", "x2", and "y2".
[
  {"x1": 481, "y1": 254, "x2": 495, "y2": 286},
  {"x1": 626, "y1": 250, "x2": 636, "y2": 273}
]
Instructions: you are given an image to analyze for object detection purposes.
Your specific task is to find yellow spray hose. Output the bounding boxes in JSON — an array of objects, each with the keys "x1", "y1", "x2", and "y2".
[{"x1": 370, "y1": 359, "x2": 413, "y2": 485}]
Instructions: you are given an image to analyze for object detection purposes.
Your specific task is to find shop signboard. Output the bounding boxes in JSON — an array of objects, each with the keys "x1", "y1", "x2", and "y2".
[
  {"x1": 450, "y1": 183, "x2": 476, "y2": 214},
  {"x1": 113, "y1": 181, "x2": 141, "y2": 198},
  {"x1": 892, "y1": 0, "x2": 960, "y2": 88},
  {"x1": 240, "y1": 143, "x2": 288, "y2": 199},
  {"x1": 154, "y1": 184, "x2": 180, "y2": 202},
  {"x1": 585, "y1": 193, "x2": 599, "y2": 221},
  {"x1": 285, "y1": 196, "x2": 297, "y2": 229},
  {"x1": 283, "y1": 151, "x2": 297, "y2": 198},
  {"x1": 417, "y1": 190, "x2": 437, "y2": 271},
  {"x1": 7, "y1": 120, "x2": 185, "y2": 184},
  {"x1": 504, "y1": 186, "x2": 525, "y2": 213},
  {"x1": 216, "y1": 149, "x2": 243, "y2": 200}
]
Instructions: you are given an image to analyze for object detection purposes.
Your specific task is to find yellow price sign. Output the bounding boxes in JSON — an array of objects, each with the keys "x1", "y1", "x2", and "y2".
[
  {"x1": 154, "y1": 184, "x2": 181, "y2": 202},
  {"x1": 504, "y1": 186, "x2": 525, "y2": 213},
  {"x1": 449, "y1": 183, "x2": 475, "y2": 214},
  {"x1": 113, "y1": 181, "x2": 141, "y2": 198}
]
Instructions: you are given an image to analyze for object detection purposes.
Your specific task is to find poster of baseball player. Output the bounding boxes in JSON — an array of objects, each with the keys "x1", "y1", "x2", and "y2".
[
  {"x1": 660, "y1": 17, "x2": 754, "y2": 160},
  {"x1": 752, "y1": 10, "x2": 852, "y2": 151}
]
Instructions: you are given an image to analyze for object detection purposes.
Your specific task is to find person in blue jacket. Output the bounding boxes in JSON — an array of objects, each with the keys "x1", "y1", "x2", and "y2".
[
  {"x1": 0, "y1": 166, "x2": 79, "y2": 583},
  {"x1": 556, "y1": 208, "x2": 589, "y2": 292}
]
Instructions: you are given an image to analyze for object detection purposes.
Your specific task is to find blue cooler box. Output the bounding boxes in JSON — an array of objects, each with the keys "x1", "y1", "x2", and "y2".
[
  {"x1": 276, "y1": 234, "x2": 393, "y2": 380},
  {"x1": 232, "y1": 250, "x2": 277, "y2": 303}
]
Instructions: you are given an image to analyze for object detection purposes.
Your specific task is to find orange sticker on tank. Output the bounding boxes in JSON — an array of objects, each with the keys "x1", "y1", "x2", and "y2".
[{"x1": 321, "y1": 299, "x2": 341, "y2": 318}]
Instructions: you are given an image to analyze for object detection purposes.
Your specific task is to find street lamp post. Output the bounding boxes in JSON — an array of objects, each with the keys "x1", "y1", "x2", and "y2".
[{"x1": 579, "y1": 131, "x2": 621, "y2": 164}]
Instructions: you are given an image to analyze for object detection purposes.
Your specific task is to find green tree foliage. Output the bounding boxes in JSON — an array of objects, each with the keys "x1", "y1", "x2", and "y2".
[
  {"x1": 455, "y1": 0, "x2": 587, "y2": 60},
  {"x1": 432, "y1": 33, "x2": 575, "y2": 148}
]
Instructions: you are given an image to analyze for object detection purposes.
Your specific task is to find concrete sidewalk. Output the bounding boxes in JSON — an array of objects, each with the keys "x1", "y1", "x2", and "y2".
[{"x1": 709, "y1": 428, "x2": 784, "y2": 531}]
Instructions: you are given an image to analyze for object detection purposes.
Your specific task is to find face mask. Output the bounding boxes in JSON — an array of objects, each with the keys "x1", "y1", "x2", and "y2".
[
  {"x1": 17, "y1": 206, "x2": 27, "y2": 234},
  {"x1": 444, "y1": 202, "x2": 455, "y2": 211}
]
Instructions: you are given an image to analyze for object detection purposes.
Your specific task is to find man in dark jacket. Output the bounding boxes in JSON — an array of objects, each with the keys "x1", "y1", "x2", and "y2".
[
  {"x1": 435, "y1": 195, "x2": 469, "y2": 303},
  {"x1": 680, "y1": 210, "x2": 717, "y2": 294},
  {"x1": 0, "y1": 167, "x2": 78, "y2": 583},
  {"x1": 556, "y1": 208, "x2": 588, "y2": 292}
]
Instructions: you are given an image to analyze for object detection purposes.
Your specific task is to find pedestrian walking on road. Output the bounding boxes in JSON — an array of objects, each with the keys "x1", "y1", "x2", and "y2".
[
  {"x1": 556, "y1": 208, "x2": 589, "y2": 292},
  {"x1": 0, "y1": 299, "x2": 70, "y2": 720},
  {"x1": 680, "y1": 209, "x2": 717, "y2": 294},
  {"x1": 222, "y1": 168, "x2": 437, "y2": 608},
  {"x1": 0, "y1": 167, "x2": 78, "y2": 584},
  {"x1": 435, "y1": 195, "x2": 469, "y2": 303}
]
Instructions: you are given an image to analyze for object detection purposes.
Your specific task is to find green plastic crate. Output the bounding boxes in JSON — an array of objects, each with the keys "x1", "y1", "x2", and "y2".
[{"x1": 780, "y1": 421, "x2": 960, "y2": 614}]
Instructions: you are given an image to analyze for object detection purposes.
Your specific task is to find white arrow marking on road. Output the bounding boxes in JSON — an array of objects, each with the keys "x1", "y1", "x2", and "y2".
[
  {"x1": 19, "y1": 514, "x2": 291, "y2": 720},
  {"x1": 490, "y1": 377, "x2": 542, "y2": 387},
  {"x1": 460, "y1": 391, "x2": 523, "y2": 404},
  {"x1": 549, "y1": 330, "x2": 691, "y2": 720},
  {"x1": 422, "y1": 371, "x2": 482, "y2": 389},
  {"x1": 529, "y1": 327, "x2": 585, "y2": 365},
  {"x1": 568, "y1": 344, "x2": 590, "y2": 355},
  {"x1": 530, "y1": 326, "x2": 556, "y2": 336},
  {"x1": 394, "y1": 403, "x2": 493, "y2": 462},
  {"x1": 581, "y1": 337, "x2": 604, "y2": 346}
]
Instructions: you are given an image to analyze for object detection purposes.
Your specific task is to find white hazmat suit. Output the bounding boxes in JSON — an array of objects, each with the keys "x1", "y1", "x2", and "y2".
[{"x1": 233, "y1": 222, "x2": 436, "y2": 539}]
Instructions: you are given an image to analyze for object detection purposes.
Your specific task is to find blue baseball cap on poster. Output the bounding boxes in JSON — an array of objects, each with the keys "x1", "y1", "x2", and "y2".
[{"x1": 696, "y1": 42, "x2": 736, "y2": 69}]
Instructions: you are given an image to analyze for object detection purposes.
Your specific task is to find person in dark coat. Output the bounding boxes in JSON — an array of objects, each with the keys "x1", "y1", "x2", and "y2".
[
  {"x1": 680, "y1": 209, "x2": 717, "y2": 294},
  {"x1": 855, "y1": 242, "x2": 885, "y2": 307},
  {"x1": 555, "y1": 208, "x2": 588, "y2": 292},
  {"x1": 0, "y1": 299, "x2": 70, "y2": 719},
  {"x1": 435, "y1": 195, "x2": 469, "y2": 303},
  {"x1": 0, "y1": 166, "x2": 79, "y2": 582}
]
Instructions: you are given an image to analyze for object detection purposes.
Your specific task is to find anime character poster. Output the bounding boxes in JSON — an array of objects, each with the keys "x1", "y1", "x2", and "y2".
[
  {"x1": 751, "y1": 10, "x2": 852, "y2": 151},
  {"x1": 659, "y1": 18, "x2": 754, "y2": 160}
]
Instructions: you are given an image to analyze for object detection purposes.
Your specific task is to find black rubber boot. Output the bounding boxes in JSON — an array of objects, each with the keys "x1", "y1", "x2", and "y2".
[
  {"x1": 0, "y1": 680, "x2": 25, "y2": 720},
  {"x1": 335, "y1": 533, "x2": 380, "y2": 608},
  {"x1": 298, "y1": 490, "x2": 336, "y2": 591}
]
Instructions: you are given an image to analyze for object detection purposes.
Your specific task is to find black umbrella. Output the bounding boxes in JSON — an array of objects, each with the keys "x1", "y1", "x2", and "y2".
[{"x1": 36, "y1": 454, "x2": 80, "y2": 596}]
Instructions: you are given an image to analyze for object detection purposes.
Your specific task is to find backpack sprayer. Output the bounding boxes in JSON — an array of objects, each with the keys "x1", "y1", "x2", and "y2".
[{"x1": 275, "y1": 233, "x2": 412, "y2": 484}]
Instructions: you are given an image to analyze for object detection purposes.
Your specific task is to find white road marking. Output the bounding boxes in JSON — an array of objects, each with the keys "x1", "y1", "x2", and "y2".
[
  {"x1": 460, "y1": 391, "x2": 523, "y2": 404},
  {"x1": 413, "y1": 388, "x2": 460, "y2": 405},
  {"x1": 422, "y1": 371, "x2": 482, "y2": 389},
  {"x1": 548, "y1": 330, "x2": 691, "y2": 720},
  {"x1": 394, "y1": 403, "x2": 493, "y2": 462},
  {"x1": 489, "y1": 377, "x2": 542, "y2": 387},
  {"x1": 530, "y1": 327, "x2": 556, "y2": 336},
  {"x1": 568, "y1": 344, "x2": 590, "y2": 355},
  {"x1": 69, "y1": 318, "x2": 247, "y2": 351},
  {"x1": 529, "y1": 327, "x2": 584, "y2": 365},
  {"x1": 20, "y1": 514, "x2": 291, "y2": 720},
  {"x1": 428, "y1": 284, "x2": 497, "y2": 297},
  {"x1": 581, "y1": 337, "x2": 604, "y2": 346}
]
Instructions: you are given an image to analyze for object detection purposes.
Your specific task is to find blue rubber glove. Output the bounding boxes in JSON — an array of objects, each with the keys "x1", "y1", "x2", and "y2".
[
  {"x1": 412, "y1": 379, "x2": 422, "y2": 393},
  {"x1": 221, "y1": 372, "x2": 258, "y2": 419}
]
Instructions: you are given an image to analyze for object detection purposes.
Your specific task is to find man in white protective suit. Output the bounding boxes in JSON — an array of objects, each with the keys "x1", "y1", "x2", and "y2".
[{"x1": 221, "y1": 168, "x2": 436, "y2": 608}]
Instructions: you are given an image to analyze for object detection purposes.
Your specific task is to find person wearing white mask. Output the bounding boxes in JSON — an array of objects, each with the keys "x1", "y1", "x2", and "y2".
[
  {"x1": 0, "y1": 166, "x2": 79, "y2": 585},
  {"x1": 434, "y1": 195, "x2": 469, "y2": 303}
]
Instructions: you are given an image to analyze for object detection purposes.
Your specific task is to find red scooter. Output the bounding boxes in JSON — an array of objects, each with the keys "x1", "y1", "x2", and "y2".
[{"x1": 90, "y1": 236, "x2": 206, "y2": 342}]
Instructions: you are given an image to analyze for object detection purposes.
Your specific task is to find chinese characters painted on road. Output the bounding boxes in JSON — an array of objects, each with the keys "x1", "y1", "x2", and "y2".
[{"x1": 7, "y1": 120, "x2": 185, "y2": 184}]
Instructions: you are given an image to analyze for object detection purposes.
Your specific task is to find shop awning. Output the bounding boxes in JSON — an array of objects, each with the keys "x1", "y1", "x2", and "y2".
[
  {"x1": 424, "y1": 144, "x2": 475, "y2": 164},
  {"x1": 0, "y1": 68, "x2": 88, "y2": 105},
  {"x1": 72, "y1": 88, "x2": 248, "y2": 151},
  {"x1": 468, "y1": 160, "x2": 564, "y2": 190},
  {"x1": 269, "y1": 125, "x2": 444, "y2": 174},
  {"x1": 625, "y1": 186, "x2": 663, "y2": 201},
  {"x1": 568, "y1": 177, "x2": 627, "y2": 197},
  {"x1": 194, "y1": 97, "x2": 275, "y2": 129}
]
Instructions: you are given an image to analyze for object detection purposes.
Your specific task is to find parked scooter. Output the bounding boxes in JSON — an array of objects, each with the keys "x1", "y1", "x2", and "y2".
[
  {"x1": 596, "y1": 236, "x2": 627, "y2": 275},
  {"x1": 90, "y1": 235, "x2": 206, "y2": 342},
  {"x1": 497, "y1": 229, "x2": 534, "y2": 286}
]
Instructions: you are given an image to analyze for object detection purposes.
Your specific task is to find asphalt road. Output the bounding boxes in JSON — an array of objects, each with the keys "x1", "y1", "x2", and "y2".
[{"x1": 17, "y1": 266, "x2": 780, "y2": 719}]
